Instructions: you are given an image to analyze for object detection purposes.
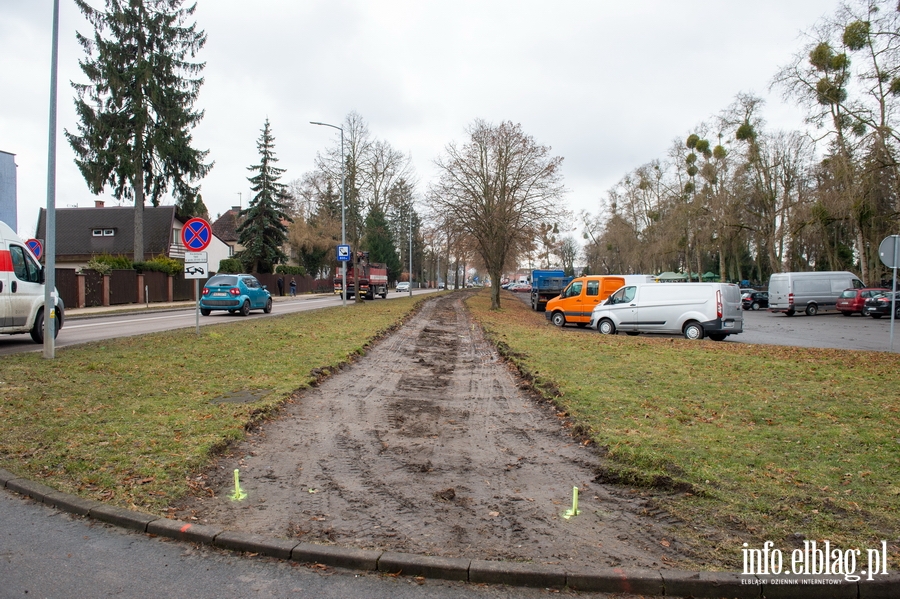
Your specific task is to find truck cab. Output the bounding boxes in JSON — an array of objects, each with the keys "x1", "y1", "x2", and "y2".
[{"x1": 1, "y1": 220, "x2": 64, "y2": 343}]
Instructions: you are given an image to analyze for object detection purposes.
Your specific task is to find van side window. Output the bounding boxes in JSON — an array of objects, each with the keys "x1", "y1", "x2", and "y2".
[
  {"x1": 565, "y1": 281, "x2": 582, "y2": 298},
  {"x1": 9, "y1": 245, "x2": 41, "y2": 283},
  {"x1": 853, "y1": 279, "x2": 864, "y2": 289},
  {"x1": 586, "y1": 280, "x2": 599, "y2": 296},
  {"x1": 622, "y1": 286, "x2": 636, "y2": 302}
]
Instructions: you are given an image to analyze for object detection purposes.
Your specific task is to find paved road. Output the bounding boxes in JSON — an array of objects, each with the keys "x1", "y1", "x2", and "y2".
[{"x1": 0, "y1": 289, "x2": 436, "y2": 356}]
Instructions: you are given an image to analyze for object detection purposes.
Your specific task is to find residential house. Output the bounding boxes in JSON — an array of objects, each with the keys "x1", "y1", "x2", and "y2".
[{"x1": 35, "y1": 203, "x2": 231, "y2": 270}]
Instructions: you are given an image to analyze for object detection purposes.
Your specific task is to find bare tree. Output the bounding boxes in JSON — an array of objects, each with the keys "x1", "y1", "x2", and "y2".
[{"x1": 431, "y1": 120, "x2": 566, "y2": 308}]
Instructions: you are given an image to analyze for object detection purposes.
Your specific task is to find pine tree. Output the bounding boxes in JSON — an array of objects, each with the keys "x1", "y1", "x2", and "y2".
[
  {"x1": 364, "y1": 206, "x2": 402, "y2": 282},
  {"x1": 66, "y1": 0, "x2": 211, "y2": 262},
  {"x1": 238, "y1": 119, "x2": 291, "y2": 274}
]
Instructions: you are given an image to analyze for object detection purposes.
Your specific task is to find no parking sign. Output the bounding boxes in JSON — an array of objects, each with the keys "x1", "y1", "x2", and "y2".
[{"x1": 181, "y1": 218, "x2": 212, "y2": 252}]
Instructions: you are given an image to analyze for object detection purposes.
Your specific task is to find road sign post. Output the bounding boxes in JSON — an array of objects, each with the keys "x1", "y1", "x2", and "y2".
[
  {"x1": 878, "y1": 235, "x2": 899, "y2": 351},
  {"x1": 181, "y1": 246, "x2": 209, "y2": 335},
  {"x1": 337, "y1": 244, "x2": 351, "y2": 307}
]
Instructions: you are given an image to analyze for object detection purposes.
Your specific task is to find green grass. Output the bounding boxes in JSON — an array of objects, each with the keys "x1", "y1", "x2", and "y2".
[
  {"x1": 0, "y1": 297, "x2": 422, "y2": 511},
  {"x1": 467, "y1": 291, "x2": 900, "y2": 568}
]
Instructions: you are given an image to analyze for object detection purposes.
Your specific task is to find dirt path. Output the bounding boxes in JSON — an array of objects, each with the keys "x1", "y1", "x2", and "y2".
[{"x1": 173, "y1": 293, "x2": 686, "y2": 570}]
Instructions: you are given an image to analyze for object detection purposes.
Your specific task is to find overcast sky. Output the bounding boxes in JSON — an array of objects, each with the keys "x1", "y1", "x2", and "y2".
[{"x1": 2, "y1": 0, "x2": 843, "y2": 239}]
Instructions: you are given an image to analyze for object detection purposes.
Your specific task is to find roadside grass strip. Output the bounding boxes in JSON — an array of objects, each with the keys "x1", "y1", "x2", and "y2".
[
  {"x1": 0, "y1": 297, "x2": 421, "y2": 513},
  {"x1": 466, "y1": 291, "x2": 900, "y2": 569}
]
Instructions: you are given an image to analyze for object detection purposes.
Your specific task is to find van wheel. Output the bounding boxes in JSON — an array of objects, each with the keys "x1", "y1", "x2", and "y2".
[
  {"x1": 708, "y1": 333, "x2": 727, "y2": 341},
  {"x1": 597, "y1": 319, "x2": 616, "y2": 335},
  {"x1": 785, "y1": 310, "x2": 795, "y2": 316},
  {"x1": 683, "y1": 321, "x2": 704, "y2": 340},
  {"x1": 805, "y1": 304, "x2": 818, "y2": 316},
  {"x1": 29, "y1": 309, "x2": 60, "y2": 343},
  {"x1": 551, "y1": 312, "x2": 566, "y2": 327}
]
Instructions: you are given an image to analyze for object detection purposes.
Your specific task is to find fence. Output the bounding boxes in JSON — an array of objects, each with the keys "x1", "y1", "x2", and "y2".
[{"x1": 51, "y1": 269, "x2": 330, "y2": 309}]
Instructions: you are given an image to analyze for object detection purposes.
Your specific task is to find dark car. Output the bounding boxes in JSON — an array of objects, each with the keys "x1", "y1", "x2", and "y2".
[
  {"x1": 863, "y1": 291, "x2": 900, "y2": 319},
  {"x1": 741, "y1": 291, "x2": 769, "y2": 311},
  {"x1": 836, "y1": 287, "x2": 890, "y2": 316},
  {"x1": 199, "y1": 274, "x2": 272, "y2": 316}
]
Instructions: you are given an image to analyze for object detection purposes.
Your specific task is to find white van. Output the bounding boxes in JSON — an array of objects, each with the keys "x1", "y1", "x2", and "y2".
[
  {"x1": 590, "y1": 282, "x2": 742, "y2": 340},
  {"x1": 767, "y1": 271, "x2": 863, "y2": 316},
  {"x1": 0, "y1": 220, "x2": 64, "y2": 343}
]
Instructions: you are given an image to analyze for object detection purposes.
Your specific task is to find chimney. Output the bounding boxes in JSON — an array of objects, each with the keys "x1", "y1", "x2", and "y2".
[{"x1": 95, "y1": 200, "x2": 105, "y2": 208}]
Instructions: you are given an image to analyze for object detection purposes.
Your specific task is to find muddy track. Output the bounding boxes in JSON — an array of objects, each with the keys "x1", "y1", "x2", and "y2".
[{"x1": 173, "y1": 293, "x2": 688, "y2": 570}]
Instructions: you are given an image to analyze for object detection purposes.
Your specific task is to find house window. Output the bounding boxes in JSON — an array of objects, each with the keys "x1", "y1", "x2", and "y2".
[
  {"x1": 92, "y1": 229, "x2": 103, "y2": 236},
  {"x1": 92, "y1": 229, "x2": 116, "y2": 237}
]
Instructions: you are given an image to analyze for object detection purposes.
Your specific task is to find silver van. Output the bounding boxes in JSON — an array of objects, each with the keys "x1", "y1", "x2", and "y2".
[
  {"x1": 767, "y1": 271, "x2": 863, "y2": 316},
  {"x1": 590, "y1": 282, "x2": 743, "y2": 340}
]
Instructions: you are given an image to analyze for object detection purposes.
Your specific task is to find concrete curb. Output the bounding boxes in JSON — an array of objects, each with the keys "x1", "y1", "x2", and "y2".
[{"x1": 1, "y1": 469, "x2": 893, "y2": 598}]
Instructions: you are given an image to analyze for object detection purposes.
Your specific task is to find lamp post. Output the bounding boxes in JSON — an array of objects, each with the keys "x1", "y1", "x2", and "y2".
[{"x1": 310, "y1": 121, "x2": 346, "y2": 307}]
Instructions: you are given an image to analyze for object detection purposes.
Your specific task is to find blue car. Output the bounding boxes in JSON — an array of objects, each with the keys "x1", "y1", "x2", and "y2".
[{"x1": 200, "y1": 274, "x2": 272, "y2": 316}]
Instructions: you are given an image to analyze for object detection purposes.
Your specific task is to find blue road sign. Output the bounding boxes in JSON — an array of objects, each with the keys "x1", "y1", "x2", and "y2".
[
  {"x1": 337, "y1": 244, "x2": 351, "y2": 261},
  {"x1": 181, "y1": 218, "x2": 212, "y2": 251},
  {"x1": 25, "y1": 238, "x2": 43, "y2": 260}
]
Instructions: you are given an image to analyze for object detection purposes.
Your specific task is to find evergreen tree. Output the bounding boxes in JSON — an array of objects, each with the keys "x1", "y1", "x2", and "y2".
[
  {"x1": 66, "y1": 0, "x2": 211, "y2": 262},
  {"x1": 238, "y1": 119, "x2": 291, "y2": 274},
  {"x1": 364, "y1": 206, "x2": 403, "y2": 282}
]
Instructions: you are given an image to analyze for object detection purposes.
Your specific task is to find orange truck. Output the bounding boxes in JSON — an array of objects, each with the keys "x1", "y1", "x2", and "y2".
[{"x1": 545, "y1": 275, "x2": 625, "y2": 327}]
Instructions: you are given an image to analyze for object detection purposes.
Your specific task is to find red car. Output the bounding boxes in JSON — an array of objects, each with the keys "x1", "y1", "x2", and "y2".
[{"x1": 836, "y1": 287, "x2": 889, "y2": 316}]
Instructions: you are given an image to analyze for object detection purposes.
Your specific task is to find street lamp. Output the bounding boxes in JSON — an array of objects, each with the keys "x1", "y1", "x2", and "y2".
[{"x1": 310, "y1": 121, "x2": 346, "y2": 307}]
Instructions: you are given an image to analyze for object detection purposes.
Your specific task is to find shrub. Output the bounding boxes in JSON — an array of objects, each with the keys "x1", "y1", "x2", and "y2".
[
  {"x1": 275, "y1": 265, "x2": 306, "y2": 276},
  {"x1": 218, "y1": 258, "x2": 242, "y2": 274},
  {"x1": 134, "y1": 255, "x2": 182, "y2": 276}
]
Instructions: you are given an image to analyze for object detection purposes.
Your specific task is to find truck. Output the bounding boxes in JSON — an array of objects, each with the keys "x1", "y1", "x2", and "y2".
[
  {"x1": 333, "y1": 251, "x2": 389, "y2": 299},
  {"x1": 1, "y1": 219, "x2": 64, "y2": 343},
  {"x1": 529, "y1": 269, "x2": 573, "y2": 311}
]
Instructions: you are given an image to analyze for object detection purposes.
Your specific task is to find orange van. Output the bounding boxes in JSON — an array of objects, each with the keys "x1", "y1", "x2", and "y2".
[{"x1": 545, "y1": 275, "x2": 625, "y2": 327}]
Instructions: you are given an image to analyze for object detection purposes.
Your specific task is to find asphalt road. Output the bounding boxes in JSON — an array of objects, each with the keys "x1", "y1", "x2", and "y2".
[
  {"x1": 1, "y1": 488, "x2": 598, "y2": 599},
  {"x1": 0, "y1": 289, "x2": 436, "y2": 356}
]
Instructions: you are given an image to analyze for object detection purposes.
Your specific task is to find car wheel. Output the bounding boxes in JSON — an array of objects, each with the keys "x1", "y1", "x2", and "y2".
[
  {"x1": 263, "y1": 298, "x2": 273, "y2": 314},
  {"x1": 805, "y1": 304, "x2": 818, "y2": 316},
  {"x1": 752, "y1": 302, "x2": 760, "y2": 311},
  {"x1": 29, "y1": 308, "x2": 60, "y2": 344},
  {"x1": 239, "y1": 300, "x2": 251, "y2": 316},
  {"x1": 200, "y1": 308, "x2": 211, "y2": 316},
  {"x1": 871, "y1": 313, "x2": 882, "y2": 319},
  {"x1": 683, "y1": 321, "x2": 704, "y2": 340},
  {"x1": 551, "y1": 312, "x2": 566, "y2": 327},
  {"x1": 840, "y1": 311, "x2": 852, "y2": 317},
  {"x1": 708, "y1": 333, "x2": 727, "y2": 341},
  {"x1": 597, "y1": 319, "x2": 616, "y2": 335}
]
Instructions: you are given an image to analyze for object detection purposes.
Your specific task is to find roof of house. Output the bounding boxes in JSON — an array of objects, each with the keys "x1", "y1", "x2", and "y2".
[
  {"x1": 35, "y1": 205, "x2": 178, "y2": 261},
  {"x1": 212, "y1": 207, "x2": 242, "y2": 243}
]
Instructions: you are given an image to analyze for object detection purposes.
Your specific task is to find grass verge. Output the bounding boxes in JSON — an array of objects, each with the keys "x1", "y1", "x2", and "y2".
[
  {"x1": 466, "y1": 290, "x2": 900, "y2": 569},
  {"x1": 0, "y1": 297, "x2": 422, "y2": 512}
]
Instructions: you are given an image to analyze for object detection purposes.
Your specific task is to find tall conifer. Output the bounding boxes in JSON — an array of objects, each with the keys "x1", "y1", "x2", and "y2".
[
  {"x1": 67, "y1": 0, "x2": 211, "y2": 261},
  {"x1": 238, "y1": 120, "x2": 291, "y2": 274}
]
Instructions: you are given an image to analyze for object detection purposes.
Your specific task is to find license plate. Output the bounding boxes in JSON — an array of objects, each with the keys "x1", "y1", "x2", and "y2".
[
  {"x1": 212, "y1": 292, "x2": 227, "y2": 297},
  {"x1": 724, "y1": 321, "x2": 734, "y2": 328}
]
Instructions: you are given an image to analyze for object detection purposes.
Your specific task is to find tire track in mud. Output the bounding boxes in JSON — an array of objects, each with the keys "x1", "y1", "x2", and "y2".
[{"x1": 173, "y1": 293, "x2": 687, "y2": 570}]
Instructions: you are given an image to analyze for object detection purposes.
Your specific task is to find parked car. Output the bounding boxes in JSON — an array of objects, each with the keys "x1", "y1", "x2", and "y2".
[
  {"x1": 768, "y1": 271, "x2": 864, "y2": 316},
  {"x1": 590, "y1": 282, "x2": 743, "y2": 340},
  {"x1": 396, "y1": 281, "x2": 410, "y2": 292},
  {"x1": 836, "y1": 287, "x2": 890, "y2": 316},
  {"x1": 200, "y1": 274, "x2": 272, "y2": 316},
  {"x1": 863, "y1": 291, "x2": 900, "y2": 319},
  {"x1": 742, "y1": 291, "x2": 769, "y2": 311}
]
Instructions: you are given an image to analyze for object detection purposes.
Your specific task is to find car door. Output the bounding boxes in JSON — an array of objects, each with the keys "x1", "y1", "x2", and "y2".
[
  {"x1": 243, "y1": 276, "x2": 263, "y2": 308},
  {"x1": 6, "y1": 243, "x2": 43, "y2": 328},
  {"x1": 603, "y1": 286, "x2": 638, "y2": 331}
]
